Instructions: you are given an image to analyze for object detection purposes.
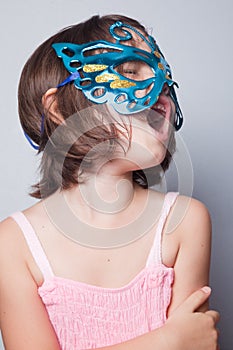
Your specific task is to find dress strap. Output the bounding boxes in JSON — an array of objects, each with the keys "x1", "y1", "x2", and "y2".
[
  {"x1": 11, "y1": 212, "x2": 54, "y2": 280},
  {"x1": 146, "y1": 192, "x2": 179, "y2": 267}
]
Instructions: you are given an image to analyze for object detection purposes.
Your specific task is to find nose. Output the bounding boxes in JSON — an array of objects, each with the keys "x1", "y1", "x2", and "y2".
[
  {"x1": 161, "y1": 83, "x2": 170, "y2": 96},
  {"x1": 135, "y1": 82, "x2": 170, "y2": 105}
]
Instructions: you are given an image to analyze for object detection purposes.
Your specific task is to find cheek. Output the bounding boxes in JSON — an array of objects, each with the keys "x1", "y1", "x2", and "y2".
[{"x1": 128, "y1": 124, "x2": 168, "y2": 168}]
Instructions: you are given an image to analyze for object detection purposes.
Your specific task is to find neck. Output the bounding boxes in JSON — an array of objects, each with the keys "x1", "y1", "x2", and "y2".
[
  {"x1": 43, "y1": 167, "x2": 161, "y2": 248},
  {"x1": 62, "y1": 169, "x2": 145, "y2": 228},
  {"x1": 80, "y1": 171, "x2": 134, "y2": 212}
]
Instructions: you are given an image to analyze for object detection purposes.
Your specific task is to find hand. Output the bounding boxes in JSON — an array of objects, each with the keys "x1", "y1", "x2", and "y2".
[{"x1": 162, "y1": 287, "x2": 220, "y2": 350}]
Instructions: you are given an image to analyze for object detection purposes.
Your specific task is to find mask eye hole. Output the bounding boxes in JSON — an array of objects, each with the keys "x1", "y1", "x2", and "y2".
[{"x1": 114, "y1": 60, "x2": 154, "y2": 81}]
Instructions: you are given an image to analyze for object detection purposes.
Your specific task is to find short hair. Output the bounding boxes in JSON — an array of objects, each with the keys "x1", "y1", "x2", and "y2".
[{"x1": 18, "y1": 14, "x2": 176, "y2": 199}]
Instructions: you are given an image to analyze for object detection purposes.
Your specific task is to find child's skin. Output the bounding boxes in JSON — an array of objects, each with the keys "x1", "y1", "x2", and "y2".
[{"x1": 0, "y1": 23, "x2": 219, "y2": 350}]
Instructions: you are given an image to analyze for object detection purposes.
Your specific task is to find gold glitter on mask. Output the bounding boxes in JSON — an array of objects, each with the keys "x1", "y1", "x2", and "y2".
[
  {"x1": 158, "y1": 63, "x2": 164, "y2": 70},
  {"x1": 110, "y1": 80, "x2": 136, "y2": 89},
  {"x1": 95, "y1": 73, "x2": 136, "y2": 88},
  {"x1": 154, "y1": 51, "x2": 161, "y2": 58},
  {"x1": 83, "y1": 64, "x2": 108, "y2": 73},
  {"x1": 95, "y1": 73, "x2": 118, "y2": 83}
]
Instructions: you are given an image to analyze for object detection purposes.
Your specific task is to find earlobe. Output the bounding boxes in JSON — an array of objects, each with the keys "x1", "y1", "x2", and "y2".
[{"x1": 42, "y1": 88, "x2": 65, "y2": 125}]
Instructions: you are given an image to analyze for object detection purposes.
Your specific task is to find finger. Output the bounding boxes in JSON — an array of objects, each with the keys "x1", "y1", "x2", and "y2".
[
  {"x1": 177, "y1": 286, "x2": 211, "y2": 313},
  {"x1": 205, "y1": 310, "x2": 220, "y2": 324}
]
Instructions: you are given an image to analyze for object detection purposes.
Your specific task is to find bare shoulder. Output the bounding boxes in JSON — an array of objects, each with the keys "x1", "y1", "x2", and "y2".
[
  {"x1": 146, "y1": 190, "x2": 211, "y2": 235},
  {"x1": 0, "y1": 216, "x2": 32, "y2": 287},
  {"x1": 166, "y1": 195, "x2": 211, "y2": 234},
  {"x1": 179, "y1": 194, "x2": 211, "y2": 219},
  {"x1": 0, "y1": 199, "x2": 43, "y2": 255},
  {"x1": 0, "y1": 204, "x2": 45, "y2": 286},
  {"x1": 0, "y1": 216, "x2": 26, "y2": 261}
]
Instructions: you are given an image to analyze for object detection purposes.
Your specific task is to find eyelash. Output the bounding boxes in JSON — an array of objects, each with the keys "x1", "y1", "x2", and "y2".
[{"x1": 123, "y1": 69, "x2": 137, "y2": 75}]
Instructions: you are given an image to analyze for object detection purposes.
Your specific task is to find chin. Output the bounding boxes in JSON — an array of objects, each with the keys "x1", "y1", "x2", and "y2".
[
  {"x1": 137, "y1": 151, "x2": 167, "y2": 171},
  {"x1": 150, "y1": 143, "x2": 167, "y2": 165}
]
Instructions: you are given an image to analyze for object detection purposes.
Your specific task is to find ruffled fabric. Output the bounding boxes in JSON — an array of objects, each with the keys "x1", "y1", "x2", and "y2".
[{"x1": 38, "y1": 264, "x2": 174, "y2": 350}]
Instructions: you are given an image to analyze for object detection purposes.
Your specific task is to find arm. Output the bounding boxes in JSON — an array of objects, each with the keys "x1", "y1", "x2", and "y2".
[
  {"x1": 166, "y1": 196, "x2": 212, "y2": 316},
  {"x1": 0, "y1": 218, "x2": 61, "y2": 350},
  {"x1": 97, "y1": 288, "x2": 219, "y2": 350}
]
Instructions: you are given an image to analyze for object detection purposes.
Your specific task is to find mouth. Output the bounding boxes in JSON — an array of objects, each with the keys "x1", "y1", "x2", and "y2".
[{"x1": 146, "y1": 96, "x2": 172, "y2": 142}]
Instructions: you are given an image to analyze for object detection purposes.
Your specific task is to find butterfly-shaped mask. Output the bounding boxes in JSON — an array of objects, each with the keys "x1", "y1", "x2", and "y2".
[{"x1": 52, "y1": 21, "x2": 183, "y2": 130}]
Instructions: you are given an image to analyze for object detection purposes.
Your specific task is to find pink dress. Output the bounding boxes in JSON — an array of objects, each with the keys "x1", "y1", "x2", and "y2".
[{"x1": 11, "y1": 192, "x2": 178, "y2": 350}]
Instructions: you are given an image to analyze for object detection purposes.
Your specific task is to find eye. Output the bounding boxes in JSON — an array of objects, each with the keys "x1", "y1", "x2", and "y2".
[
  {"x1": 114, "y1": 60, "x2": 154, "y2": 81},
  {"x1": 123, "y1": 69, "x2": 137, "y2": 76},
  {"x1": 115, "y1": 62, "x2": 137, "y2": 78}
]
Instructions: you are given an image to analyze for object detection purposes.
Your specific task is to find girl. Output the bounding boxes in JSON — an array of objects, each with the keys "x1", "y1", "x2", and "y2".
[{"x1": 0, "y1": 14, "x2": 219, "y2": 350}]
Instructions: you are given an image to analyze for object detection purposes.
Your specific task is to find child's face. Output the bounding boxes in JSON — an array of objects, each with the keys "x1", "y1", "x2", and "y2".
[
  {"x1": 52, "y1": 22, "x2": 179, "y2": 120},
  {"x1": 49, "y1": 24, "x2": 178, "y2": 176},
  {"x1": 102, "y1": 34, "x2": 176, "y2": 174},
  {"x1": 108, "y1": 94, "x2": 175, "y2": 174}
]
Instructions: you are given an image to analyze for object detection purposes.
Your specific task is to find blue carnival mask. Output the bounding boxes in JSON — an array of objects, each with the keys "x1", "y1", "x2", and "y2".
[
  {"x1": 24, "y1": 21, "x2": 183, "y2": 150},
  {"x1": 52, "y1": 21, "x2": 183, "y2": 131}
]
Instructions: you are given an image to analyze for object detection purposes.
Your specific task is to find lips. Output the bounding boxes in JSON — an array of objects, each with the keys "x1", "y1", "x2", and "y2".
[
  {"x1": 147, "y1": 106, "x2": 166, "y2": 130},
  {"x1": 146, "y1": 95, "x2": 173, "y2": 142}
]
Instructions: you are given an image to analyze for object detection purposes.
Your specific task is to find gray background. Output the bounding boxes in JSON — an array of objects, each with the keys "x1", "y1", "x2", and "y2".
[{"x1": 0, "y1": 0, "x2": 232, "y2": 349}]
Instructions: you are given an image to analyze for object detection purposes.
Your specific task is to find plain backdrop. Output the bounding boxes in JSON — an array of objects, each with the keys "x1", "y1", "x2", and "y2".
[{"x1": 0, "y1": 0, "x2": 232, "y2": 349}]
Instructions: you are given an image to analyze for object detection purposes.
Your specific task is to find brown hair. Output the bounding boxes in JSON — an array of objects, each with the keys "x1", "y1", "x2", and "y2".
[{"x1": 18, "y1": 14, "x2": 176, "y2": 198}]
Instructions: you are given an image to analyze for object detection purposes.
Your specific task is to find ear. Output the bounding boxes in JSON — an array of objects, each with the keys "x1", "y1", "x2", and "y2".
[{"x1": 42, "y1": 88, "x2": 65, "y2": 125}]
